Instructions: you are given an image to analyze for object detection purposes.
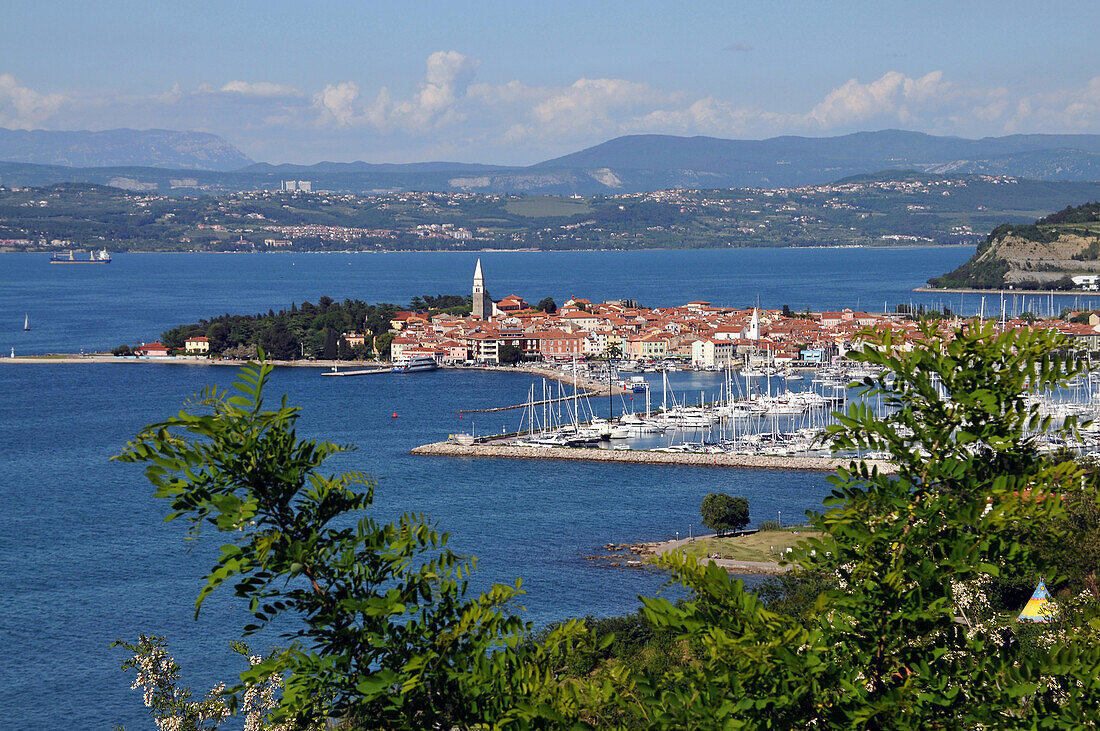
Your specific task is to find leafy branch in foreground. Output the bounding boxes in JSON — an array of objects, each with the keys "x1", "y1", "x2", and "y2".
[
  {"x1": 113, "y1": 358, "x2": 583, "y2": 729},
  {"x1": 114, "y1": 636, "x2": 285, "y2": 731},
  {"x1": 626, "y1": 322, "x2": 1100, "y2": 728},
  {"x1": 116, "y1": 324, "x2": 1100, "y2": 729}
]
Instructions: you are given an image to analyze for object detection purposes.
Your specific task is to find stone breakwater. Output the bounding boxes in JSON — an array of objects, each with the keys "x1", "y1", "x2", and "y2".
[{"x1": 411, "y1": 441, "x2": 896, "y2": 473}]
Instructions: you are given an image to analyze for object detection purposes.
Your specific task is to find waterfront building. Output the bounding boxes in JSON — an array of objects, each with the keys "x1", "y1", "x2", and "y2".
[
  {"x1": 466, "y1": 329, "x2": 501, "y2": 362},
  {"x1": 137, "y1": 342, "x2": 170, "y2": 357},
  {"x1": 691, "y1": 337, "x2": 734, "y2": 368},
  {"x1": 538, "y1": 330, "x2": 586, "y2": 360},
  {"x1": 183, "y1": 336, "x2": 210, "y2": 354}
]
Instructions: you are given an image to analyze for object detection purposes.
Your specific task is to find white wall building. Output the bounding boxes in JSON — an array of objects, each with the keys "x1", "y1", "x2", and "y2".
[{"x1": 691, "y1": 338, "x2": 734, "y2": 368}]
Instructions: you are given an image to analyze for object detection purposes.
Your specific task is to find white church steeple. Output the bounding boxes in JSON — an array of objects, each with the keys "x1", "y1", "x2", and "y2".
[{"x1": 472, "y1": 258, "x2": 492, "y2": 320}]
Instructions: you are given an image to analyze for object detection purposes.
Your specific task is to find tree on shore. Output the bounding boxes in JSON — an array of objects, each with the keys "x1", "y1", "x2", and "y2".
[
  {"x1": 322, "y1": 326, "x2": 338, "y2": 359},
  {"x1": 700, "y1": 493, "x2": 749, "y2": 536},
  {"x1": 498, "y1": 342, "x2": 524, "y2": 364},
  {"x1": 536, "y1": 297, "x2": 557, "y2": 313}
]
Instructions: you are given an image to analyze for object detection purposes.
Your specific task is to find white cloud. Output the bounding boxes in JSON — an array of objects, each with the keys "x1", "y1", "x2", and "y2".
[
  {"x1": 220, "y1": 80, "x2": 301, "y2": 97},
  {"x1": 802, "y1": 71, "x2": 952, "y2": 127},
  {"x1": 0, "y1": 73, "x2": 67, "y2": 129},
  {"x1": 313, "y1": 81, "x2": 360, "y2": 125},
  {"x1": 1010, "y1": 76, "x2": 1100, "y2": 131},
  {"x1": 513, "y1": 78, "x2": 668, "y2": 141},
  {"x1": 364, "y1": 50, "x2": 481, "y2": 131},
  {"x1": 11, "y1": 58, "x2": 1100, "y2": 164}
]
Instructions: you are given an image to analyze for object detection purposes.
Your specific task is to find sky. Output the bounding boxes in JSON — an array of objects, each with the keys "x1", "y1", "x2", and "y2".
[{"x1": 3, "y1": 0, "x2": 1100, "y2": 165}]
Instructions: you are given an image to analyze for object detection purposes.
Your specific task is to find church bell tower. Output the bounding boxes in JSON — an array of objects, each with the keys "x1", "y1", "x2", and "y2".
[{"x1": 472, "y1": 258, "x2": 492, "y2": 320}]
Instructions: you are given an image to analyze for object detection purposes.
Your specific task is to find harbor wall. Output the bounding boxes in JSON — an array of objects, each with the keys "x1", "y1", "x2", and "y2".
[{"x1": 411, "y1": 441, "x2": 896, "y2": 473}]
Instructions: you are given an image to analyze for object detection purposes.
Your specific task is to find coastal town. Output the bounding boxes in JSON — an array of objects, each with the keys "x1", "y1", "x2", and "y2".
[
  {"x1": 369, "y1": 260, "x2": 1100, "y2": 370},
  {"x1": 0, "y1": 172, "x2": 1040, "y2": 254}
]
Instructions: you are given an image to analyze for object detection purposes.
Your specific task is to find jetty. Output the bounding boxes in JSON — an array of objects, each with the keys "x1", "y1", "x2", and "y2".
[
  {"x1": 411, "y1": 441, "x2": 895, "y2": 472},
  {"x1": 320, "y1": 367, "x2": 390, "y2": 377}
]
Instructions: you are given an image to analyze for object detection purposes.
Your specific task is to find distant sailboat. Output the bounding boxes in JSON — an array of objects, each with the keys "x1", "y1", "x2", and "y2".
[{"x1": 24, "y1": 314, "x2": 29, "y2": 331}]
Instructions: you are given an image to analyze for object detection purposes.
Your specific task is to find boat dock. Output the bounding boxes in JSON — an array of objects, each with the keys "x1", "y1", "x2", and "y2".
[
  {"x1": 320, "y1": 367, "x2": 391, "y2": 377},
  {"x1": 411, "y1": 440, "x2": 895, "y2": 472}
]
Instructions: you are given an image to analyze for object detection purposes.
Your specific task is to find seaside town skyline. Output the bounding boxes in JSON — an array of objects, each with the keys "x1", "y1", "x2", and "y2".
[{"x1": 143, "y1": 259, "x2": 1100, "y2": 366}]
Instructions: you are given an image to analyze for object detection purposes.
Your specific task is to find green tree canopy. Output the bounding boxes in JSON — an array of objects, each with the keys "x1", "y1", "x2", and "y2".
[
  {"x1": 498, "y1": 342, "x2": 524, "y2": 365},
  {"x1": 700, "y1": 493, "x2": 750, "y2": 536}
]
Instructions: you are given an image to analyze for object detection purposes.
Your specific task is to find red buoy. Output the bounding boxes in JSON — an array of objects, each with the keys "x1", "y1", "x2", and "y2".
[{"x1": 392, "y1": 412, "x2": 398, "y2": 418}]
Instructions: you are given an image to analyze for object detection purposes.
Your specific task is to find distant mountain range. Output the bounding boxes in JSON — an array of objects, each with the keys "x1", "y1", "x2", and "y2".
[
  {"x1": 4, "y1": 128, "x2": 1100, "y2": 193},
  {"x1": 0, "y1": 128, "x2": 253, "y2": 171}
]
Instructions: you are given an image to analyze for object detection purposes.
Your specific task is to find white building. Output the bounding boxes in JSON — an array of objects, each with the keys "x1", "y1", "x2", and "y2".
[
  {"x1": 691, "y1": 338, "x2": 734, "y2": 368},
  {"x1": 1072, "y1": 275, "x2": 1100, "y2": 291}
]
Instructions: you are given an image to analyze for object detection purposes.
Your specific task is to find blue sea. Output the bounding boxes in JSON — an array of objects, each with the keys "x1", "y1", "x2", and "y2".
[{"x1": 0, "y1": 246, "x2": 1026, "y2": 728}]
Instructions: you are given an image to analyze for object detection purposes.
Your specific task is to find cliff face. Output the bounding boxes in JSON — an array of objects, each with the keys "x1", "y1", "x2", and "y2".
[
  {"x1": 981, "y1": 232, "x2": 1100, "y2": 283},
  {"x1": 931, "y1": 228, "x2": 1100, "y2": 288}
]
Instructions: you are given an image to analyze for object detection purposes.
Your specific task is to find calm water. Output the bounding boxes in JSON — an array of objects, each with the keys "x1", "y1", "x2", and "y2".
[{"x1": 0, "y1": 247, "x2": 973, "y2": 728}]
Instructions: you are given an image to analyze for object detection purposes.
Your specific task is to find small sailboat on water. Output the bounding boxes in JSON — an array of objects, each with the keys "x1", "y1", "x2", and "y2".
[{"x1": 24, "y1": 313, "x2": 29, "y2": 331}]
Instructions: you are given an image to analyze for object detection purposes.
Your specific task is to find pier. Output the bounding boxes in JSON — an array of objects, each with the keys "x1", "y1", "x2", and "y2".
[
  {"x1": 320, "y1": 367, "x2": 390, "y2": 377},
  {"x1": 411, "y1": 440, "x2": 895, "y2": 472}
]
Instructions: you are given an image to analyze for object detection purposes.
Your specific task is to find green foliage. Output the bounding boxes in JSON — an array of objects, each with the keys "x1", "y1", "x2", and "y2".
[
  {"x1": 498, "y1": 342, "x2": 525, "y2": 365},
  {"x1": 536, "y1": 297, "x2": 558, "y2": 313},
  {"x1": 1071, "y1": 239, "x2": 1100, "y2": 261},
  {"x1": 373, "y1": 331, "x2": 394, "y2": 360},
  {"x1": 928, "y1": 254, "x2": 1009, "y2": 289},
  {"x1": 321, "y1": 327, "x2": 338, "y2": 359},
  {"x1": 159, "y1": 298, "x2": 407, "y2": 360},
  {"x1": 112, "y1": 360, "x2": 581, "y2": 729},
  {"x1": 1040, "y1": 201, "x2": 1100, "y2": 225},
  {"x1": 754, "y1": 570, "x2": 836, "y2": 625},
  {"x1": 699, "y1": 493, "x2": 749, "y2": 536},
  {"x1": 114, "y1": 326, "x2": 1100, "y2": 728},
  {"x1": 113, "y1": 635, "x2": 232, "y2": 730},
  {"x1": 624, "y1": 323, "x2": 1100, "y2": 727}
]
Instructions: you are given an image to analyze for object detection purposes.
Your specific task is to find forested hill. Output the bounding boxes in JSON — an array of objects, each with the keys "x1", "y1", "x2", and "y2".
[{"x1": 929, "y1": 202, "x2": 1100, "y2": 289}]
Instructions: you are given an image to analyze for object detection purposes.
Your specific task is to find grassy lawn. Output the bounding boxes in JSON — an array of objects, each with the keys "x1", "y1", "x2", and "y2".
[
  {"x1": 504, "y1": 196, "x2": 593, "y2": 218},
  {"x1": 677, "y1": 527, "x2": 829, "y2": 563}
]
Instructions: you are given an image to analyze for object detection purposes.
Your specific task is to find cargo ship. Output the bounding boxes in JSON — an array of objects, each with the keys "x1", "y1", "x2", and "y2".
[{"x1": 50, "y1": 249, "x2": 112, "y2": 264}]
